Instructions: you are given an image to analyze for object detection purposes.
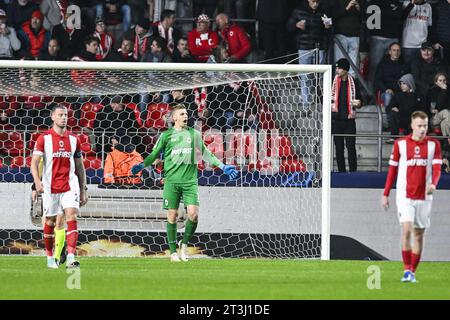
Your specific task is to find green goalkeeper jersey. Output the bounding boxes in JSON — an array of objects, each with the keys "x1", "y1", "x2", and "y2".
[{"x1": 143, "y1": 127, "x2": 223, "y2": 184}]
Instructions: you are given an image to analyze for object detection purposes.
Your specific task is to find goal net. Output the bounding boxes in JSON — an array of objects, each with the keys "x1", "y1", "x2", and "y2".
[{"x1": 0, "y1": 61, "x2": 331, "y2": 260}]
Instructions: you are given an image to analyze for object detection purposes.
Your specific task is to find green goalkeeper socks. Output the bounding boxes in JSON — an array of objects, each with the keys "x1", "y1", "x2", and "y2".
[
  {"x1": 182, "y1": 219, "x2": 198, "y2": 245},
  {"x1": 54, "y1": 228, "x2": 65, "y2": 260},
  {"x1": 167, "y1": 222, "x2": 177, "y2": 254}
]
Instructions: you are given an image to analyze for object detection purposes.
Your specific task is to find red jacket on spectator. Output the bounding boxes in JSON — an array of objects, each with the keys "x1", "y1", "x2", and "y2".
[
  {"x1": 187, "y1": 29, "x2": 219, "y2": 62},
  {"x1": 20, "y1": 21, "x2": 49, "y2": 58},
  {"x1": 219, "y1": 24, "x2": 251, "y2": 62}
]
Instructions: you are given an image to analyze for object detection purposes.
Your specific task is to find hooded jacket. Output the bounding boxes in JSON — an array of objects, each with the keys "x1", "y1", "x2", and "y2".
[{"x1": 103, "y1": 143, "x2": 143, "y2": 184}]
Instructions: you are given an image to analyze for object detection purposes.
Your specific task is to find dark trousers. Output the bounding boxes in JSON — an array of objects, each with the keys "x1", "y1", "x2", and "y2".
[
  {"x1": 259, "y1": 21, "x2": 286, "y2": 63},
  {"x1": 388, "y1": 111, "x2": 410, "y2": 136},
  {"x1": 332, "y1": 119, "x2": 357, "y2": 172}
]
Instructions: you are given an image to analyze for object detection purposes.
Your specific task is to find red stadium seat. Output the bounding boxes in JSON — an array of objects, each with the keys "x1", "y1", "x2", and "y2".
[
  {"x1": 79, "y1": 102, "x2": 104, "y2": 128},
  {"x1": 266, "y1": 135, "x2": 295, "y2": 158},
  {"x1": 28, "y1": 132, "x2": 41, "y2": 150},
  {"x1": 10, "y1": 156, "x2": 32, "y2": 168},
  {"x1": 145, "y1": 103, "x2": 172, "y2": 129},
  {"x1": 78, "y1": 134, "x2": 95, "y2": 156},
  {"x1": 83, "y1": 156, "x2": 103, "y2": 170},
  {"x1": 279, "y1": 157, "x2": 307, "y2": 173},
  {"x1": 203, "y1": 130, "x2": 224, "y2": 160},
  {"x1": 3, "y1": 132, "x2": 25, "y2": 156},
  {"x1": 230, "y1": 132, "x2": 256, "y2": 159},
  {"x1": 126, "y1": 102, "x2": 143, "y2": 127}
]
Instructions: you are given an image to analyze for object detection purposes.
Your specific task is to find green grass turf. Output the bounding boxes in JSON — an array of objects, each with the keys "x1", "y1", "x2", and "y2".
[{"x1": 0, "y1": 256, "x2": 449, "y2": 300}]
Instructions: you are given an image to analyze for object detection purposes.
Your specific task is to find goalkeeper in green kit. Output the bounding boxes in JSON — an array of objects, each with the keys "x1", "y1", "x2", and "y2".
[{"x1": 131, "y1": 104, "x2": 238, "y2": 262}]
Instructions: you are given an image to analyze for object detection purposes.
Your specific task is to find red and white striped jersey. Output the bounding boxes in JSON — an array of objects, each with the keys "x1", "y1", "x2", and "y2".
[
  {"x1": 384, "y1": 135, "x2": 442, "y2": 200},
  {"x1": 33, "y1": 128, "x2": 82, "y2": 194}
]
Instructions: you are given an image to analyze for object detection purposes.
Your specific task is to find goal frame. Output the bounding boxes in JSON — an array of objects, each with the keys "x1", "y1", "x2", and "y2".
[{"x1": 0, "y1": 60, "x2": 332, "y2": 260}]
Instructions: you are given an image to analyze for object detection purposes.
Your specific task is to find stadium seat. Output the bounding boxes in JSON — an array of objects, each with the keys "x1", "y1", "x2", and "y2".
[
  {"x1": 28, "y1": 132, "x2": 41, "y2": 150},
  {"x1": 230, "y1": 132, "x2": 256, "y2": 159},
  {"x1": 83, "y1": 156, "x2": 103, "y2": 170},
  {"x1": 266, "y1": 135, "x2": 295, "y2": 158},
  {"x1": 3, "y1": 132, "x2": 25, "y2": 156},
  {"x1": 126, "y1": 102, "x2": 143, "y2": 128},
  {"x1": 279, "y1": 157, "x2": 307, "y2": 173},
  {"x1": 10, "y1": 156, "x2": 31, "y2": 168},
  {"x1": 79, "y1": 134, "x2": 95, "y2": 156},
  {"x1": 203, "y1": 130, "x2": 224, "y2": 160},
  {"x1": 79, "y1": 102, "x2": 104, "y2": 128},
  {"x1": 20, "y1": 95, "x2": 52, "y2": 109},
  {"x1": 432, "y1": 127, "x2": 443, "y2": 136},
  {"x1": 145, "y1": 103, "x2": 172, "y2": 129}
]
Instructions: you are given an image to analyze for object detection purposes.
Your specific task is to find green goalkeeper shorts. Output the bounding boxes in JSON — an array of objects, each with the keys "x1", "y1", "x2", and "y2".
[{"x1": 163, "y1": 182, "x2": 199, "y2": 210}]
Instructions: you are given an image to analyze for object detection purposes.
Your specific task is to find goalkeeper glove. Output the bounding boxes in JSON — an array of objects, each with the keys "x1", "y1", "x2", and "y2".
[
  {"x1": 131, "y1": 163, "x2": 145, "y2": 175},
  {"x1": 221, "y1": 164, "x2": 239, "y2": 180}
]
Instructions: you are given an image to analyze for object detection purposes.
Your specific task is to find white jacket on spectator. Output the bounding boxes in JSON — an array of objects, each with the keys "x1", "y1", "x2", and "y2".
[
  {"x1": 402, "y1": 0, "x2": 432, "y2": 49},
  {"x1": 0, "y1": 26, "x2": 21, "y2": 58}
]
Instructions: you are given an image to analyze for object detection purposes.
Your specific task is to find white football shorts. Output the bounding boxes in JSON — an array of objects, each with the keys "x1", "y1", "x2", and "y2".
[
  {"x1": 42, "y1": 190, "x2": 80, "y2": 217},
  {"x1": 396, "y1": 198, "x2": 432, "y2": 229}
]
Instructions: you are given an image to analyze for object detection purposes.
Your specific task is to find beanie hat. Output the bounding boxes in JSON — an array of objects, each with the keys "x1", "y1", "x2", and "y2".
[
  {"x1": 136, "y1": 17, "x2": 150, "y2": 30},
  {"x1": 31, "y1": 10, "x2": 43, "y2": 21},
  {"x1": 399, "y1": 73, "x2": 416, "y2": 92}
]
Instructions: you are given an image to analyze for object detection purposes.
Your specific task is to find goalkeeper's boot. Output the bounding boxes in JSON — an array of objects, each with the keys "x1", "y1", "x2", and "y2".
[
  {"x1": 47, "y1": 257, "x2": 59, "y2": 269},
  {"x1": 401, "y1": 270, "x2": 415, "y2": 283},
  {"x1": 178, "y1": 240, "x2": 189, "y2": 262},
  {"x1": 170, "y1": 252, "x2": 181, "y2": 262},
  {"x1": 66, "y1": 253, "x2": 80, "y2": 269}
]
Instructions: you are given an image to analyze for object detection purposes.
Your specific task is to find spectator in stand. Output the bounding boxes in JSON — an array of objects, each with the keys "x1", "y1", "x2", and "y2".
[
  {"x1": 6, "y1": 0, "x2": 38, "y2": 30},
  {"x1": 153, "y1": 9, "x2": 181, "y2": 53},
  {"x1": 171, "y1": 36, "x2": 195, "y2": 63},
  {"x1": 193, "y1": 0, "x2": 218, "y2": 19},
  {"x1": 92, "y1": 15, "x2": 113, "y2": 61},
  {"x1": 374, "y1": 42, "x2": 408, "y2": 107},
  {"x1": 188, "y1": 14, "x2": 218, "y2": 63},
  {"x1": 142, "y1": 36, "x2": 172, "y2": 62},
  {"x1": 401, "y1": 0, "x2": 433, "y2": 67},
  {"x1": 367, "y1": 0, "x2": 403, "y2": 92},
  {"x1": 427, "y1": 72, "x2": 450, "y2": 139},
  {"x1": 256, "y1": 0, "x2": 291, "y2": 63},
  {"x1": 148, "y1": 0, "x2": 178, "y2": 22},
  {"x1": 431, "y1": 0, "x2": 450, "y2": 66},
  {"x1": 411, "y1": 41, "x2": 448, "y2": 100},
  {"x1": 95, "y1": 0, "x2": 131, "y2": 32},
  {"x1": 93, "y1": 95, "x2": 141, "y2": 154},
  {"x1": 133, "y1": 17, "x2": 154, "y2": 61},
  {"x1": 40, "y1": 0, "x2": 63, "y2": 32},
  {"x1": 51, "y1": 10, "x2": 87, "y2": 58},
  {"x1": 71, "y1": 35, "x2": 98, "y2": 61},
  {"x1": 0, "y1": 8, "x2": 21, "y2": 59},
  {"x1": 287, "y1": 0, "x2": 331, "y2": 107},
  {"x1": 331, "y1": 58, "x2": 362, "y2": 172},
  {"x1": 18, "y1": 10, "x2": 51, "y2": 59},
  {"x1": 39, "y1": 37, "x2": 66, "y2": 60},
  {"x1": 386, "y1": 73, "x2": 425, "y2": 142},
  {"x1": 222, "y1": 0, "x2": 254, "y2": 19},
  {"x1": 215, "y1": 12, "x2": 251, "y2": 63},
  {"x1": 106, "y1": 37, "x2": 135, "y2": 62},
  {"x1": 333, "y1": 0, "x2": 363, "y2": 78},
  {"x1": 103, "y1": 136, "x2": 144, "y2": 185}
]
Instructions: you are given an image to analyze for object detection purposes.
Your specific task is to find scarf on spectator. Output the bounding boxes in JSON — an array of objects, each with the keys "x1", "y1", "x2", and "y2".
[
  {"x1": 331, "y1": 74, "x2": 356, "y2": 119},
  {"x1": 194, "y1": 87, "x2": 207, "y2": 113},
  {"x1": 56, "y1": 0, "x2": 68, "y2": 23},
  {"x1": 133, "y1": 34, "x2": 150, "y2": 61},
  {"x1": 94, "y1": 31, "x2": 113, "y2": 61},
  {"x1": 157, "y1": 22, "x2": 174, "y2": 52}
]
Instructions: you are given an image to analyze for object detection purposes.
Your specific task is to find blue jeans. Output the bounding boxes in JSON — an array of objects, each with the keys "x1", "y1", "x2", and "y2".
[
  {"x1": 298, "y1": 49, "x2": 325, "y2": 107},
  {"x1": 96, "y1": 4, "x2": 131, "y2": 32},
  {"x1": 334, "y1": 34, "x2": 360, "y2": 78}
]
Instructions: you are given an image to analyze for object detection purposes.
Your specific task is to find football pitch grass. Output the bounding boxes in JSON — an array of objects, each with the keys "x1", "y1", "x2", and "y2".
[{"x1": 0, "y1": 256, "x2": 449, "y2": 300}]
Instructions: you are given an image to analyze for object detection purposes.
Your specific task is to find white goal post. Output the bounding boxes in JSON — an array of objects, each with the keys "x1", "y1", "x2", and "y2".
[{"x1": 0, "y1": 61, "x2": 331, "y2": 260}]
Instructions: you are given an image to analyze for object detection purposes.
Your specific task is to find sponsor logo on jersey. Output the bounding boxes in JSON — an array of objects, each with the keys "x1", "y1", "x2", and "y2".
[
  {"x1": 414, "y1": 146, "x2": 420, "y2": 155},
  {"x1": 59, "y1": 140, "x2": 64, "y2": 148},
  {"x1": 186, "y1": 137, "x2": 191, "y2": 144},
  {"x1": 52, "y1": 151, "x2": 72, "y2": 158},
  {"x1": 171, "y1": 148, "x2": 192, "y2": 156},
  {"x1": 406, "y1": 158, "x2": 428, "y2": 166}
]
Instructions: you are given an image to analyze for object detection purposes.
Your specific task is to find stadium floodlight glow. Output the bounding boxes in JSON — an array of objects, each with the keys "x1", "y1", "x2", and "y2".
[{"x1": 0, "y1": 61, "x2": 331, "y2": 260}]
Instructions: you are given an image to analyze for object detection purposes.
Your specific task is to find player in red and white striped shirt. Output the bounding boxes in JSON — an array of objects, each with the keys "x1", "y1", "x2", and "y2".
[
  {"x1": 31, "y1": 104, "x2": 88, "y2": 269},
  {"x1": 382, "y1": 111, "x2": 442, "y2": 283}
]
